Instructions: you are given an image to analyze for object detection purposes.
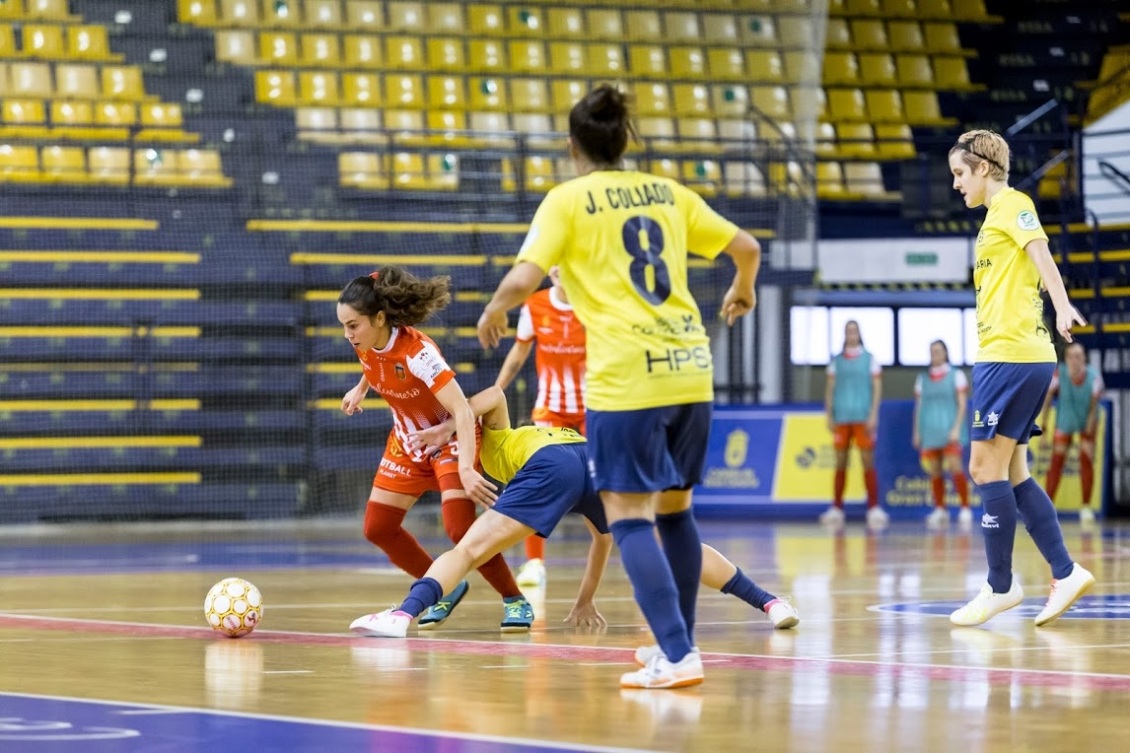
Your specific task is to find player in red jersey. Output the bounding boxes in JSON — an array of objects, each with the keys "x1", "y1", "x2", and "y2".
[
  {"x1": 337, "y1": 268, "x2": 532, "y2": 631},
  {"x1": 494, "y1": 266, "x2": 586, "y2": 587}
]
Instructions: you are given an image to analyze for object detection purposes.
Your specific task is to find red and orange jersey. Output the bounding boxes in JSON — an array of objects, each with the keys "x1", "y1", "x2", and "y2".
[{"x1": 516, "y1": 287, "x2": 586, "y2": 419}]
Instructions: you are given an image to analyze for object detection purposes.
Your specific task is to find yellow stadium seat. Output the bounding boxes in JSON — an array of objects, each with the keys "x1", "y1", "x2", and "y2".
[
  {"x1": 636, "y1": 116, "x2": 676, "y2": 149},
  {"x1": 41, "y1": 145, "x2": 85, "y2": 182},
  {"x1": 629, "y1": 45, "x2": 667, "y2": 78},
  {"x1": 751, "y1": 86, "x2": 790, "y2": 121},
  {"x1": 385, "y1": 36, "x2": 423, "y2": 69},
  {"x1": 26, "y1": 0, "x2": 74, "y2": 20},
  {"x1": 140, "y1": 102, "x2": 183, "y2": 129},
  {"x1": 647, "y1": 157, "x2": 680, "y2": 182},
  {"x1": 822, "y1": 52, "x2": 859, "y2": 86},
  {"x1": 737, "y1": 15, "x2": 776, "y2": 46},
  {"x1": 550, "y1": 79, "x2": 585, "y2": 111},
  {"x1": 670, "y1": 47, "x2": 707, "y2": 79},
  {"x1": 302, "y1": 34, "x2": 340, "y2": 67},
  {"x1": 548, "y1": 8, "x2": 584, "y2": 38},
  {"x1": 827, "y1": 88, "x2": 866, "y2": 122},
  {"x1": 919, "y1": 0, "x2": 953, "y2": 17},
  {"x1": 845, "y1": 0, "x2": 882, "y2": 14},
  {"x1": 0, "y1": 143, "x2": 39, "y2": 181},
  {"x1": 426, "y1": 38, "x2": 464, "y2": 70},
  {"x1": 509, "y1": 41, "x2": 547, "y2": 74},
  {"x1": 50, "y1": 100, "x2": 94, "y2": 131},
  {"x1": 953, "y1": 0, "x2": 992, "y2": 20},
  {"x1": 180, "y1": 148, "x2": 229, "y2": 187},
  {"x1": 427, "y1": 153, "x2": 459, "y2": 191},
  {"x1": 305, "y1": 0, "x2": 342, "y2": 28},
  {"x1": 339, "y1": 108, "x2": 381, "y2": 136},
  {"x1": 786, "y1": 53, "x2": 820, "y2": 85},
  {"x1": 215, "y1": 30, "x2": 256, "y2": 64},
  {"x1": 523, "y1": 156, "x2": 558, "y2": 193},
  {"x1": 678, "y1": 118, "x2": 719, "y2": 150},
  {"x1": 923, "y1": 22, "x2": 964, "y2": 54},
  {"x1": 825, "y1": 18, "x2": 850, "y2": 48},
  {"x1": 512, "y1": 113, "x2": 553, "y2": 143},
  {"x1": 888, "y1": 21, "x2": 924, "y2": 52},
  {"x1": 859, "y1": 53, "x2": 897, "y2": 87},
  {"x1": 511, "y1": 78, "x2": 549, "y2": 112},
  {"x1": 903, "y1": 90, "x2": 951, "y2": 124},
  {"x1": 875, "y1": 123, "x2": 915, "y2": 159},
  {"x1": 712, "y1": 83, "x2": 749, "y2": 118},
  {"x1": 390, "y1": 152, "x2": 425, "y2": 190},
  {"x1": 664, "y1": 11, "x2": 701, "y2": 42},
  {"x1": 624, "y1": 10, "x2": 661, "y2": 41},
  {"x1": 586, "y1": 43, "x2": 624, "y2": 76},
  {"x1": 724, "y1": 162, "x2": 765, "y2": 197},
  {"x1": 634, "y1": 83, "x2": 670, "y2": 117},
  {"x1": 219, "y1": 0, "x2": 259, "y2": 26},
  {"x1": 586, "y1": 9, "x2": 622, "y2": 40},
  {"x1": 101, "y1": 66, "x2": 145, "y2": 100},
  {"x1": 68, "y1": 25, "x2": 116, "y2": 61},
  {"x1": 934, "y1": 57, "x2": 977, "y2": 89},
  {"x1": 343, "y1": 35, "x2": 381, "y2": 68},
  {"x1": 10, "y1": 62, "x2": 52, "y2": 97},
  {"x1": 896, "y1": 54, "x2": 933, "y2": 87},
  {"x1": 718, "y1": 117, "x2": 756, "y2": 147},
  {"x1": 814, "y1": 122, "x2": 837, "y2": 159},
  {"x1": 22, "y1": 24, "x2": 64, "y2": 59},
  {"x1": 776, "y1": 17, "x2": 811, "y2": 48},
  {"x1": 816, "y1": 161, "x2": 847, "y2": 199},
  {"x1": 468, "y1": 39, "x2": 505, "y2": 72},
  {"x1": 0, "y1": 25, "x2": 14, "y2": 57},
  {"x1": 426, "y1": 75, "x2": 465, "y2": 109},
  {"x1": 425, "y1": 3, "x2": 464, "y2": 34},
  {"x1": 548, "y1": 42, "x2": 584, "y2": 74},
  {"x1": 883, "y1": 0, "x2": 919, "y2": 16},
  {"x1": 133, "y1": 148, "x2": 177, "y2": 186},
  {"x1": 345, "y1": 1, "x2": 384, "y2": 29},
  {"x1": 178, "y1": 0, "x2": 218, "y2": 25},
  {"x1": 468, "y1": 76, "x2": 506, "y2": 111},
  {"x1": 745, "y1": 50, "x2": 783, "y2": 84},
  {"x1": 384, "y1": 73, "x2": 422, "y2": 108},
  {"x1": 421, "y1": 110, "x2": 467, "y2": 146},
  {"x1": 703, "y1": 14, "x2": 738, "y2": 44},
  {"x1": 386, "y1": 2, "x2": 425, "y2": 31},
  {"x1": 259, "y1": 31, "x2": 298, "y2": 65},
  {"x1": 865, "y1": 89, "x2": 905, "y2": 123},
  {"x1": 54, "y1": 64, "x2": 98, "y2": 98},
  {"x1": 836, "y1": 123, "x2": 877, "y2": 158},
  {"x1": 87, "y1": 146, "x2": 129, "y2": 183},
  {"x1": 707, "y1": 49, "x2": 744, "y2": 81},
  {"x1": 260, "y1": 0, "x2": 300, "y2": 27},
  {"x1": 384, "y1": 109, "x2": 423, "y2": 138},
  {"x1": 339, "y1": 152, "x2": 385, "y2": 188},
  {"x1": 850, "y1": 20, "x2": 887, "y2": 50},
  {"x1": 673, "y1": 84, "x2": 711, "y2": 117},
  {"x1": 468, "y1": 111, "x2": 511, "y2": 144},
  {"x1": 255, "y1": 69, "x2": 296, "y2": 106},
  {"x1": 845, "y1": 162, "x2": 895, "y2": 199},
  {"x1": 682, "y1": 159, "x2": 721, "y2": 197},
  {"x1": 507, "y1": 6, "x2": 543, "y2": 34},
  {"x1": 2, "y1": 99, "x2": 47, "y2": 136},
  {"x1": 95, "y1": 101, "x2": 137, "y2": 126},
  {"x1": 296, "y1": 106, "x2": 337, "y2": 134},
  {"x1": 342, "y1": 72, "x2": 380, "y2": 106},
  {"x1": 467, "y1": 4, "x2": 503, "y2": 36}
]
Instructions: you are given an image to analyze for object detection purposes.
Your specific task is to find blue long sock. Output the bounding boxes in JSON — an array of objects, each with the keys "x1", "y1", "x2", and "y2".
[
  {"x1": 721, "y1": 567, "x2": 776, "y2": 611},
  {"x1": 399, "y1": 577, "x2": 443, "y2": 618},
  {"x1": 1014, "y1": 477, "x2": 1074, "y2": 580},
  {"x1": 655, "y1": 508, "x2": 702, "y2": 644},
  {"x1": 610, "y1": 518, "x2": 693, "y2": 663},
  {"x1": 978, "y1": 480, "x2": 1018, "y2": 593}
]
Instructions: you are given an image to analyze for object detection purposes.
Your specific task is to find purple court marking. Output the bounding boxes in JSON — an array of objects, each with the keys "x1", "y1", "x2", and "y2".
[
  {"x1": 0, "y1": 692, "x2": 642, "y2": 753},
  {"x1": 3, "y1": 613, "x2": 1130, "y2": 692}
]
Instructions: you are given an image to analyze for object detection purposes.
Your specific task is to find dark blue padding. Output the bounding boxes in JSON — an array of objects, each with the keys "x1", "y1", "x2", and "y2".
[
  {"x1": 0, "y1": 368, "x2": 303, "y2": 398},
  {"x1": 0, "y1": 337, "x2": 303, "y2": 362},
  {"x1": 0, "y1": 410, "x2": 305, "y2": 435},
  {"x1": 0, "y1": 445, "x2": 307, "y2": 471}
]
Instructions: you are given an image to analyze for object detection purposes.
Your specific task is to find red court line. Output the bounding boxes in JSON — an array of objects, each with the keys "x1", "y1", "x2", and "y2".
[{"x1": 3, "y1": 613, "x2": 1129, "y2": 692}]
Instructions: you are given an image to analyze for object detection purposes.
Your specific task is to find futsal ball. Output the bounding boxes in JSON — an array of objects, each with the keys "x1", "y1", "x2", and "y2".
[{"x1": 204, "y1": 577, "x2": 263, "y2": 638}]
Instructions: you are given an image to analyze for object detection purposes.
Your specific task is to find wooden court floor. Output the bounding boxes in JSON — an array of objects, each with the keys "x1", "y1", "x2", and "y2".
[{"x1": 0, "y1": 514, "x2": 1128, "y2": 752}]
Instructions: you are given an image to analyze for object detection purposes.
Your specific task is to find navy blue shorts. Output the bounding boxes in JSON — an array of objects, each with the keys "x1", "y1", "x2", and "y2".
[
  {"x1": 585, "y1": 402, "x2": 713, "y2": 493},
  {"x1": 493, "y1": 443, "x2": 609, "y2": 538},
  {"x1": 970, "y1": 362, "x2": 1055, "y2": 444}
]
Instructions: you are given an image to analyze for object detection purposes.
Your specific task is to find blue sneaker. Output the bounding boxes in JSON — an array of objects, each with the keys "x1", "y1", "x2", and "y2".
[
  {"x1": 500, "y1": 595, "x2": 534, "y2": 632},
  {"x1": 418, "y1": 580, "x2": 469, "y2": 631}
]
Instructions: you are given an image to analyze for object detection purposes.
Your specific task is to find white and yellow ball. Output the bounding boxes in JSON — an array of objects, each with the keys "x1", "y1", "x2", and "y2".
[{"x1": 204, "y1": 577, "x2": 263, "y2": 638}]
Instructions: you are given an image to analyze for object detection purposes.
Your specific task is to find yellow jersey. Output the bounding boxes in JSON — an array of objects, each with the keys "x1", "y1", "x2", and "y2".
[
  {"x1": 973, "y1": 186, "x2": 1055, "y2": 363},
  {"x1": 516, "y1": 170, "x2": 740, "y2": 411},
  {"x1": 480, "y1": 424, "x2": 585, "y2": 484}
]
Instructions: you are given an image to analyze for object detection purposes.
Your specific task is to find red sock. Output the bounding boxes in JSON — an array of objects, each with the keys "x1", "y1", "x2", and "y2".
[
  {"x1": 442, "y1": 498, "x2": 522, "y2": 599},
  {"x1": 525, "y1": 535, "x2": 545, "y2": 561},
  {"x1": 363, "y1": 502, "x2": 433, "y2": 578},
  {"x1": 953, "y1": 472, "x2": 970, "y2": 507},
  {"x1": 864, "y1": 468, "x2": 879, "y2": 508},
  {"x1": 1080, "y1": 452, "x2": 1094, "y2": 505},
  {"x1": 833, "y1": 468, "x2": 846, "y2": 507},
  {"x1": 1046, "y1": 452, "x2": 1066, "y2": 500},
  {"x1": 931, "y1": 476, "x2": 946, "y2": 508}
]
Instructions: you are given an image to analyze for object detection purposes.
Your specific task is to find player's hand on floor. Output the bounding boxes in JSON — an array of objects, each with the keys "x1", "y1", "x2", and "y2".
[
  {"x1": 563, "y1": 601, "x2": 606, "y2": 630},
  {"x1": 459, "y1": 468, "x2": 498, "y2": 507}
]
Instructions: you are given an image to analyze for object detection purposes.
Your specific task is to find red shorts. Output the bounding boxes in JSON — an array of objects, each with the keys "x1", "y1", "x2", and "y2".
[
  {"x1": 920, "y1": 442, "x2": 963, "y2": 463},
  {"x1": 532, "y1": 407, "x2": 586, "y2": 436},
  {"x1": 833, "y1": 423, "x2": 874, "y2": 451},
  {"x1": 371, "y1": 430, "x2": 479, "y2": 498}
]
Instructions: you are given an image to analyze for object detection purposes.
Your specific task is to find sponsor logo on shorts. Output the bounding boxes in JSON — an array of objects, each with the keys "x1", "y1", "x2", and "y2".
[
  {"x1": 981, "y1": 513, "x2": 999, "y2": 529},
  {"x1": 986, "y1": 411, "x2": 999, "y2": 427},
  {"x1": 972, "y1": 410, "x2": 983, "y2": 428}
]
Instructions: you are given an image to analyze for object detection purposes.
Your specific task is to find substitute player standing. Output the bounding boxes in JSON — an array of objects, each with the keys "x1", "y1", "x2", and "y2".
[{"x1": 1040, "y1": 342, "x2": 1104, "y2": 525}]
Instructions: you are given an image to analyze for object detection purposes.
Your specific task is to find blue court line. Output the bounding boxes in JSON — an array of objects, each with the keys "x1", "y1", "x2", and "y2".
[{"x1": 0, "y1": 692, "x2": 647, "y2": 753}]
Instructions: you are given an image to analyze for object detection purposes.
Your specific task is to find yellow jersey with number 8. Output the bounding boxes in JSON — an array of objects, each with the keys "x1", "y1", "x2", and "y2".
[
  {"x1": 515, "y1": 170, "x2": 739, "y2": 411},
  {"x1": 973, "y1": 186, "x2": 1055, "y2": 364}
]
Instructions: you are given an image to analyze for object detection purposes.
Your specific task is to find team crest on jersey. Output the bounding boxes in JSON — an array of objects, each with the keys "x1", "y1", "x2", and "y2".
[
  {"x1": 394, "y1": 364, "x2": 406, "y2": 380},
  {"x1": 1017, "y1": 210, "x2": 1040, "y2": 231}
]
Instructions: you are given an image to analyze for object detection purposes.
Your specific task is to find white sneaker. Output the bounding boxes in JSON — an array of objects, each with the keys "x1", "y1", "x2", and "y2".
[
  {"x1": 633, "y1": 643, "x2": 699, "y2": 667},
  {"x1": 1079, "y1": 507, "x2": 1096, "y2": 527},
  {"x1": 1034, "y1": 563, "x2": 1095, "y2": 627},
  {"x1": 516, "y1": 558, "x2": 546, "y2": 588},
  {"x1": 621, "y1": 649, "x2": 704, "y2": 689},
  {"x1": 765, "y1": 598, "x2": 800, "y2": 629},
  {"x1": 957, "y1": 507, "x2": 973, "y2": 529},
  {"x1": 819, "y1": 506, "x2": 845, "y2": 526},
  {"x1": 949, "y1": 580, "x2": 1024, "y2": 627},
  {"x1": 866, "y1": 506, "x2": 890, "y2": 531},
  {"x1": 349, "y1": 609, "x2": 411, "y2": 638},
  {"x1": 926, "y1": 507, "x2": 949, "y2": 530}
]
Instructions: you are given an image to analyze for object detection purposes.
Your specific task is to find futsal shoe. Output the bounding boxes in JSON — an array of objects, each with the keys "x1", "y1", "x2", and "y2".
[
  {"x1": 634, "y1": 644, "x2": 701, "y2": 667},
  {"x1": 1034, "y1": 563, "x2": 1095, "y2": 627},
  {"x1": 418, "y1": 580, "x2": 469, "y2": 631},
  {"x1": 866, "y1": 506, "x2": 890, "y2": 531},
  {"x1": 516, "y1": 558, "x2": 546, "y2": 588},
  {"x1": 500, "y1": 595, "x2": 535, "y2": 632},
  {"x1": 926, "y1": 507, "x2": 949, "y2": 530},
  {"x1": 349, "y1": 609, "x2": 412, "y2": 638},
  {"x1": 621, "y1": 649, "x2": 704, "y2": 689},
  {"x1": 818, "y1": 506, "x2": 845, "y2": 527},
  {"x1": 957, "y1": 507, "x2": 974, "y2": 530},
  {"x1": 949, "y1": 580, "x2": 1024, "y2": 627},
  {"x1": 1079, "y1": 506, "x2": 1096, "y2": 527},
  {"x1": 765, "y1": 598, "x2": 800, "y2": 629}
]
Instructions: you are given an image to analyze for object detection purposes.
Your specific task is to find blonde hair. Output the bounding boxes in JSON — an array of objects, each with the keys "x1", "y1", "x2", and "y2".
[{"x1": 949, "y1": 129, "x2": 1010, "y2": 180}]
